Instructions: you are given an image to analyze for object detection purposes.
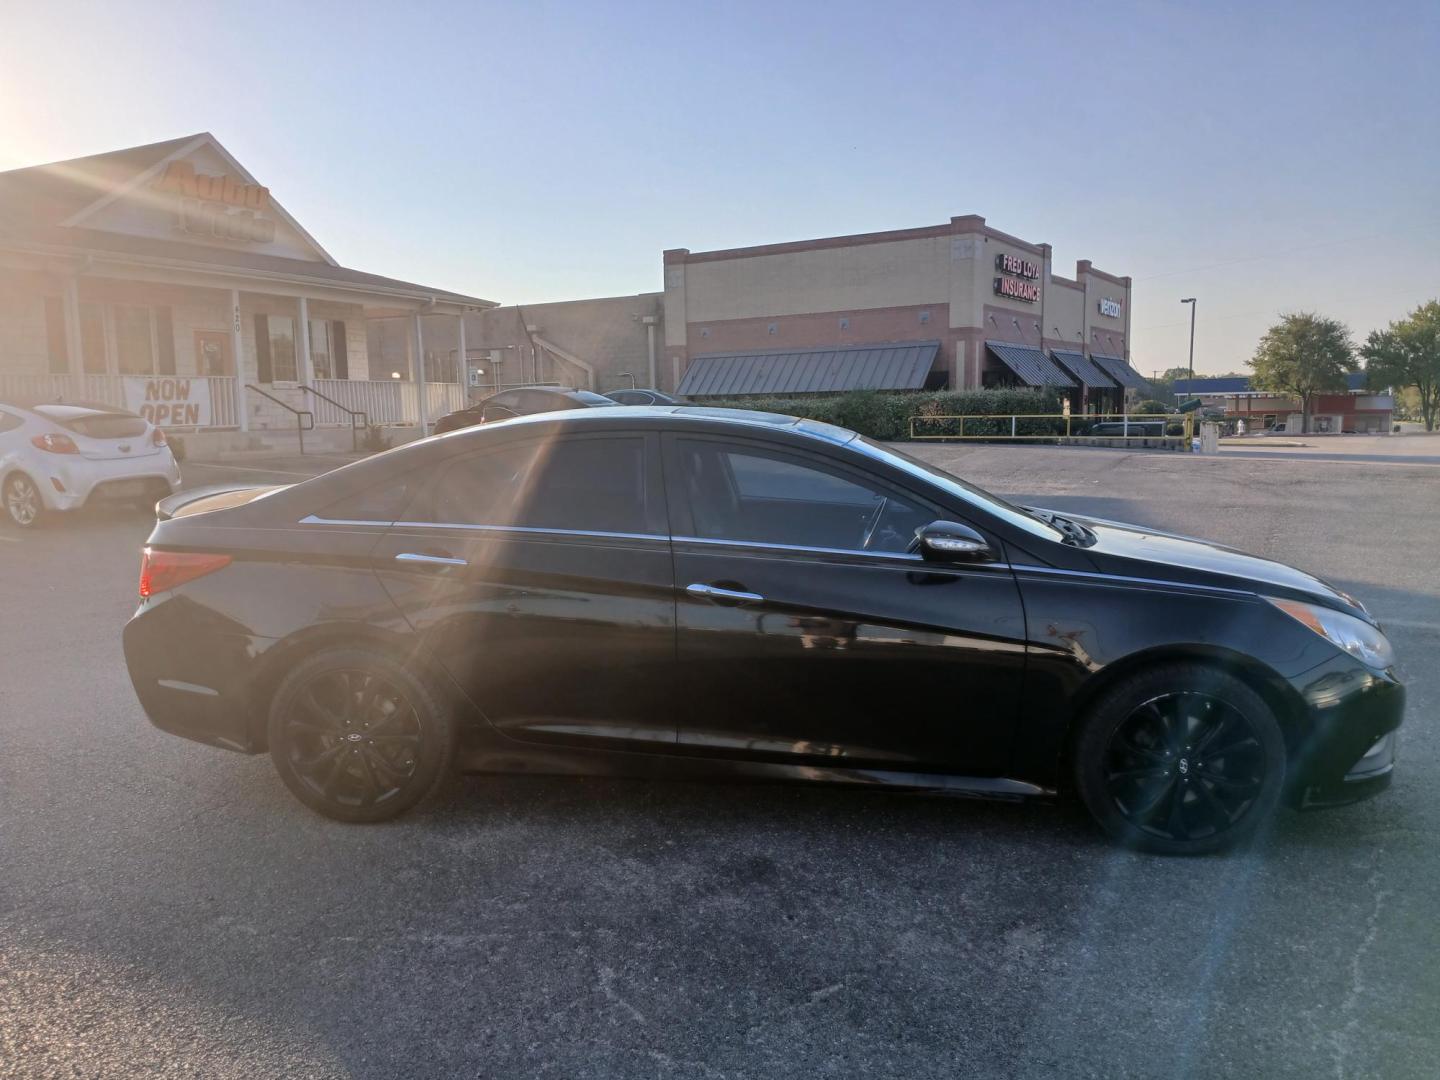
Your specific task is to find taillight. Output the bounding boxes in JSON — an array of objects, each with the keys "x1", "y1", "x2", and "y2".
[
  {"x1": 151, "y1": 427, "x2": 168, "y2": 447},
  {"x1": 138, "y1": 547, "x2": 232, "y2": 598},
  {"x1": 31, "y1": 433, "x2": 79, "y2": 454}
]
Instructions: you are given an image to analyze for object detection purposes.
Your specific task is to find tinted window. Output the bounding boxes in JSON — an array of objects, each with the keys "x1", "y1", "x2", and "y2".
[
  {"x1": 429, "y1": 436, "x2": 651, "y2": 535},
  {"x1": 677, "y1": 440, "x2": 931, "y2": 553},
  {"x1": 318, "y1": 476, "x2": 417, "y2": 522}
]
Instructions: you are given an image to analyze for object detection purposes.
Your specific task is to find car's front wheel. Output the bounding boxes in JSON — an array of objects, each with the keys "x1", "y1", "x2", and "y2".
[
  {"x1": 3, "y1": 473, "x2": 45, "y2": 529},
  {"x1": 1074, "y1": 663, "x2": 1286, "y2": 854},
  {"x1": 267, "y1": 647, "x2": 456, "y2": 823}
]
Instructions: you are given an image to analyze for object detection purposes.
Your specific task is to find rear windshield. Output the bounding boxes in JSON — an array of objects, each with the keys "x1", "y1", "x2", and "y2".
[{"x1": 35, "y1": 409, "x2": 147, "y2": 439}]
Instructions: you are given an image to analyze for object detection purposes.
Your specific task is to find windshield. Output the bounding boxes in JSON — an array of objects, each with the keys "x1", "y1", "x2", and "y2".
[{"x1": 852, "y1": 435, "x2": 1065, "y2": 541}]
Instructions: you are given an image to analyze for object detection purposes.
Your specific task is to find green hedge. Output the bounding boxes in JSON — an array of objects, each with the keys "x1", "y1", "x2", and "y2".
[{"x1": 695, "y1": 388, "x2": 1065, "y2": 441}]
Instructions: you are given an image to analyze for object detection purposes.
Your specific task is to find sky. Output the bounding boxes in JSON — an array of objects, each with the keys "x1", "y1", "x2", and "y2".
[{"x1": 1, "y1": 0, "x2": 1437, "y2": 375}]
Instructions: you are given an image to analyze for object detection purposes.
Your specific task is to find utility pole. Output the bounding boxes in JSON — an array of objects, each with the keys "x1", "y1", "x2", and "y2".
[{"x1": 1180, "y1": 298, "x2": 1197, "y2": 388}]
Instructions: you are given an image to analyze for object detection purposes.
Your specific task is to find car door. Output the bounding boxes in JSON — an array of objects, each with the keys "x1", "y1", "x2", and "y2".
[
  {"x1": 371, "y1": 430, "x2": 678, "y2": 750},
  {"x1": 663, "y1": 433, "x2": 1028, "y2": 775}
]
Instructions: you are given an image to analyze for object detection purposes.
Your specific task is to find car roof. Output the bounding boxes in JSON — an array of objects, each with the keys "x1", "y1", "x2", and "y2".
[{"x1": 440, "y1": 404, "x2": 860, "y2": 446}]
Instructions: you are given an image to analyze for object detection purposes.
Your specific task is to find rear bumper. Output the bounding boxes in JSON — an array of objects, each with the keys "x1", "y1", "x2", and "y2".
[
  {"x1": 1287, "y1": 657, "x2": 1404, "y2": 809},
  {"x1": 42, "y1": 452, "x2": 181, "y2": 511},
  {"x1": 123, "y1": 595, "x2": 265, "y2": 754}
]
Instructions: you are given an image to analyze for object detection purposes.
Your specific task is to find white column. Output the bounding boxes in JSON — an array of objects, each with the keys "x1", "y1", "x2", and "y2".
[
  {"x1": 413, "y1": 312, "x2": 428, "y2": 434},
  {"x1": 62, "y1": 276, "x2": 84, "y2": 379},
  {"x1": 456, "y1": 312, "x2": 467, "y2": 398},
  {"x1": 297, "y1": 296, "x2": 314, "y2": 385},
  {"x1": 231, "y1": 290, "x2": 248, "y2": 432}
]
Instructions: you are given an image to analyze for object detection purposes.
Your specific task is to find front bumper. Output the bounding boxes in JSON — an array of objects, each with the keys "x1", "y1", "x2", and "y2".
[{"x1": 1286, "y1": 657, "x2": 1404, "y2": 809}]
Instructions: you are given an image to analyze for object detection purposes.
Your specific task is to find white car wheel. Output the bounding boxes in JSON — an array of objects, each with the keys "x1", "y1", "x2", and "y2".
[{"x1": 4, "y1": 473, "x2": 44, "y2": 528}]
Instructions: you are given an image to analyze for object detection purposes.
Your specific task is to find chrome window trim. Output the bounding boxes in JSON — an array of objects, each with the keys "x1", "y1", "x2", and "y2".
[
  {"x1": 395, "y1": 520, "x2": 666, "y2": 542},
  {"x1": 300, "y1": 514, "x2": 393, "y2": 527},
  {"x1": 673, "y1": 534, "x2": 993, "y2": 566},
  {"x1": 1009, "y1": 563, "x2": 1256, "y2": 597}
]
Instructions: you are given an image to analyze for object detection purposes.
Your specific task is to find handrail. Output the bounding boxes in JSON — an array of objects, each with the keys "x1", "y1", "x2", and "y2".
[
  {"x1": 298, "y1": 385, "x2": 368, "y2": 452},
  {"x1": 908, "y1": 411, "x2": 1194, "y2": 447},
  {"x1": 245, "y1": 384, "x2": 315, "y2": 454}
]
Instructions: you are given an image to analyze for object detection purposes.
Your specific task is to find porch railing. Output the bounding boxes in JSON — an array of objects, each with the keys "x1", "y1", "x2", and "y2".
[
  {"x1": 0, "y1": 372, "x2": 240, "y2": 429},
  {"x1": 312, "y1": 379, "x2": 465, "y2": 425}
]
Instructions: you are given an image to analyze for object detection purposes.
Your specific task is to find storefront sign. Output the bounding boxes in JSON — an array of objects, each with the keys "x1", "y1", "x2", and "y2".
[
  {"x1": 995, "y1": 253, "x2": 1040, "y2": 279},
  {"x1": 153, "y1": 160, "x2": 276, "y2": 244},
  {"x1": 124, "y1": 376, "x2": 212, "y2": 427},
  {"x1": 993, "y1": 276, "x2": 1040, "y2": 303},
  {"x1": 1098, "y1": 297, "x2": 1123, "y2": 318}
]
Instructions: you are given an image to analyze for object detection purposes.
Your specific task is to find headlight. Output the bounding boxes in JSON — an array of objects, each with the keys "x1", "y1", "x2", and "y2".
[{"x1": 1265, "y1": 597, "x2": 1395, "y2": 669}]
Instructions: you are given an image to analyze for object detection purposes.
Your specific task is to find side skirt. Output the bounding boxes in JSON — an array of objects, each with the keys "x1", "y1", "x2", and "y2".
[{"x1": 456, "y1": 736, "x2": 1052, "y2": 801}]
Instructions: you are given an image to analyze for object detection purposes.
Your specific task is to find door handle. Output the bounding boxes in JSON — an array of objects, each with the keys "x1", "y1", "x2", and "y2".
[
  {"x1": 686, "y1": 582, "x2": 764, "y2": 605},
  {"x1": 395, "y1": 552, "x2": 467, "y2": 567}
]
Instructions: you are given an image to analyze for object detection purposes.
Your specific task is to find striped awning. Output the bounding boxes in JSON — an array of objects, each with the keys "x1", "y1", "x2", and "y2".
[
  {"x1": 1050, "y1": 349, "x2": 1118, "y2": 390},
  {"x1": 677, "y1": 340, "x2": 938, "y2": 397},
  {"x1": 984, "y1": 341, "x2": 1076, "y2": 388},
  {"x1": 1089, "y1": 354, "x2": 1152, "y2": 392}
]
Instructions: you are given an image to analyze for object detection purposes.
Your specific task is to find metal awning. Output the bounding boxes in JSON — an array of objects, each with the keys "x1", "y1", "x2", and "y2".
[
  {"x1": 1089, "y1": 354, "x2": 1152, "y2": 392},
  {"x1": 1050, "y1": 349, "x2": 1118, "y2": 390},
  {"x1": 984, "y1": 341, "x2": 1076, "y2": 388},
  {"x1": 677, "y1": 340, "x2": 938, "y2": 397}
]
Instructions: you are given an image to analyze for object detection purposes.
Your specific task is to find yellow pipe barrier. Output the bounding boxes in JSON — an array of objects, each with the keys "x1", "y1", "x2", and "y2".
[{"x1": 908, "y1": 411, "x2": 1195, "y2": 447}]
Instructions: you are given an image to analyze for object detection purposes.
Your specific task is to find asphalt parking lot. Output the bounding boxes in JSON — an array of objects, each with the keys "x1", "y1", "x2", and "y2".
[{"x1": 2, "y1": 443, "x2": 1437, "y2": 1079}]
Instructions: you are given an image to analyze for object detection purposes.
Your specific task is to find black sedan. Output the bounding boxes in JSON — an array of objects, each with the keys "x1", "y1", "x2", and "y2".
[
  {"x1": 605, "y1": 388, "x2": 685, "y2": 406},
  {"x1": 123, "y1": 408, "x2": 1403, "y2": 853},
  {"x1": 432, "y1": 386, "x2": 616, "y2": 433}
]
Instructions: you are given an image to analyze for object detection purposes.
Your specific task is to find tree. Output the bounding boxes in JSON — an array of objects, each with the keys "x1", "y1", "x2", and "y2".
[
  {"x1": 1248, "y1": 313, "x2": 1356, "y2": 433},
  {"x1": 1362, "y1": 300, "x2": 1440, "y2": 432}
]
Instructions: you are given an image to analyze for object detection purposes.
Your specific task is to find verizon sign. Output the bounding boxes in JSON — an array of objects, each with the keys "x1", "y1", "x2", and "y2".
[{"x1": 1098, "y1": 297, "x2": 1123, "y2": 318}]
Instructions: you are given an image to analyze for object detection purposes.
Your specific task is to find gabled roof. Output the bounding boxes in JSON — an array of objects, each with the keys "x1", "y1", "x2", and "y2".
[
  {"x1": 678, "y1": 340, "x2": 939, "y2": 397},
  {"x1": 0, "y1": 134, "x2": 495, "y2": 309},
  {"x1": 0, "y1": 134, "x2": 202, "y2": 229}
]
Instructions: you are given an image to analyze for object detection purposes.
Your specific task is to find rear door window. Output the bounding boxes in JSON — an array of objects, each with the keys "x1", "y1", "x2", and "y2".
[{"x1": 421, "y1": 435, "x2": 660, "y2": 536}]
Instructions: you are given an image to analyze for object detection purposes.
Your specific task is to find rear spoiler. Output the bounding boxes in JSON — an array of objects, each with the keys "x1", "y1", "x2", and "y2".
[{"x1": 155, "y1": 484, "x2": 281, "y2": 521}]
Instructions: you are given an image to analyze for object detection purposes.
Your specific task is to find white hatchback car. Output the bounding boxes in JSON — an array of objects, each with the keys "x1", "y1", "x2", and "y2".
[{"x1": 0, "y1": 402, "x2": 182, "y2": 528}]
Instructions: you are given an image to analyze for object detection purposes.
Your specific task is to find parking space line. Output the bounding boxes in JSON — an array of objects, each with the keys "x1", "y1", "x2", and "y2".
[{"x1": 186, "y1": 462, "x2": 326, "y2": 478}]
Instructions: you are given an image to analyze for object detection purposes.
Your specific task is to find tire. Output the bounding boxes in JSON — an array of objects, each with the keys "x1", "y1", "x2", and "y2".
[
  {"x1": 267, "y1": 647, "x2": 456, "y2": 823},
  {"x1": 1074, "y1": 663, "x2": 1286, "y2": 854},
  {"x1": 3, "y1": 473, "x2": 45, "y2": 529}
]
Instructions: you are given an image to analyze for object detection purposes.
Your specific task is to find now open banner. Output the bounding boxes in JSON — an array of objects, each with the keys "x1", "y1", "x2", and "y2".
[{"x1": 123, "y1": 376, "x2": 212, "y2": 427}]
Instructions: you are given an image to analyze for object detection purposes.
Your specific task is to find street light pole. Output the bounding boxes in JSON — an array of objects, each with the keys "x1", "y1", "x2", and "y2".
[{"x1": 1180, "y1": 298, "x2": 1197, "y2": 388}]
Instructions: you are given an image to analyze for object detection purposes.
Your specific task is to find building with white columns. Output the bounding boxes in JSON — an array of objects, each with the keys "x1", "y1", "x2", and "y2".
[{"x1": 0, "y1": 134, "x2": 493, "y2": 443}]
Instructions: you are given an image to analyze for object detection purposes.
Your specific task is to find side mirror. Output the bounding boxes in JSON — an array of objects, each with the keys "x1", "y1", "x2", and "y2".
[{"x1": 912, "y1": 520, "x2": 994, "y2": 563}]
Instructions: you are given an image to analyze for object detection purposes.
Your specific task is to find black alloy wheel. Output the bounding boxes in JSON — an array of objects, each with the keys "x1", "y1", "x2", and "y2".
[
  {"x1": 1075, "y1": 664, "x2": 1286, "y2": 854},
  {"x1": 268, "y1": 648, "x2": 455, "y2": 823},
  {"x1": 4, "y1": 473, "x2": 44, "y2": 528}
]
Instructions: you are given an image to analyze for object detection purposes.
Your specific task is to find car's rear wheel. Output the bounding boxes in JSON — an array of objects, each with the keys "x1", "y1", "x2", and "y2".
[
  {"x1": 267, "y1": 647, "x2": 455, "y2": 823},
  {"x1": 1074, "y1": 663, "x2": 1286, "y2": 854},
  {"x1": 3, "y1": 473, "x2": 45, "y2": 529}
]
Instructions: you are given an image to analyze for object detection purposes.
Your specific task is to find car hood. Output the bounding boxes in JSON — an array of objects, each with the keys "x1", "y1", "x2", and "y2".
[{"x1": 1045, "y1": 509, "x2": 1367, "y2": 618}]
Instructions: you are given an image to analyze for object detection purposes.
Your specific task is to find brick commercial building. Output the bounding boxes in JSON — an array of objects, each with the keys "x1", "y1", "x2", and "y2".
[
  {"x1": 402, "y1": 216, "x2": 1149, "y2": 411},
  {"x1": 1173, "y1": 374, "x2": 1394, "y2": 434},
  {"x1": 662, "y1": 216, "x2": 1149, "y2": 405},
  {"x1": 0, "y1": 134, "x2": 492, "y2": 448}
]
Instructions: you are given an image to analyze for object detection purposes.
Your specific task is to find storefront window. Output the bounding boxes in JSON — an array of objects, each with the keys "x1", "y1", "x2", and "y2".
[{"x1": 309, "y1": 319, "x2": 332, "y2": 380}]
